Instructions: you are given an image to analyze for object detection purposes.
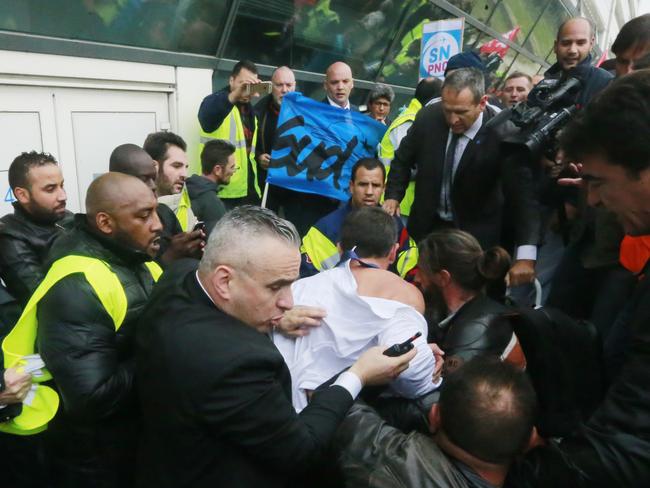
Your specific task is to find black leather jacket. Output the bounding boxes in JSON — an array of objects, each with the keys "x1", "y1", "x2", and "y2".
[
  {"x1": 0, "y1": 203, "x2": 72, "y2": 306},
  {"x1": 434, "y1": 295, "x2": 514, "y2": 372},
  {"x1": 36, "y1": 215, "x2": 158, "y2": 486},
  {"x1": 335, "y1": 402, "x2": 483, "y2": 488}
]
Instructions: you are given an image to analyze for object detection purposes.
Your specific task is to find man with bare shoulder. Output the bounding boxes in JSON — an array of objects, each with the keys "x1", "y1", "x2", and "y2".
[{"x1": 275, "y1": 207, "x2": 440, "y2": 411}]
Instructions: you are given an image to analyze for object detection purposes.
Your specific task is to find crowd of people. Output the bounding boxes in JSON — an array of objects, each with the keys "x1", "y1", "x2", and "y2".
[{"x1": 1, "y1": 11, "x2": 650, "y2": 488}]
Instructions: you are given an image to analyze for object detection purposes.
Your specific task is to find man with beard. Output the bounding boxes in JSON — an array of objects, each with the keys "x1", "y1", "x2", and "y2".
[
  {"x1": 0, "y1": 151, "x2": 72, "y2": 306},
  {"x1": 143, "y1": 131, "x2": 198, "y2": 233},
  {"x1": 109, "y1": 143, "x2": 204, "y2": 264},
  {"x1": 2, "y1": 173, "x2": 164, "y2": 487}
]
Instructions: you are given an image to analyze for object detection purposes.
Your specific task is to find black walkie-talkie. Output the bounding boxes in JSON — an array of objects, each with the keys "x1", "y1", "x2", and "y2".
[{"x1": 383, "y1": 332, "x2": 422, "y2": 357}]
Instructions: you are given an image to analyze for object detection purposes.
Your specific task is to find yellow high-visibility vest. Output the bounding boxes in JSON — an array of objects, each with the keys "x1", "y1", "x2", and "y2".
[
  {"x1": 198, "y1": 105, "x2": 260, "y2": 199},
  {"x1": 379, "y1": 98, "x2": 422, "y2": 217},
  {"x1": 0, "y1": 255, "x2": 162, "y2": 436},
  {"x1": 176, "y1": 186, "x2": 193, "y2": 232}
]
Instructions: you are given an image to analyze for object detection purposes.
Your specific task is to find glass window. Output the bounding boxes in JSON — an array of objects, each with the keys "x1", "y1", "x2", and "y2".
[
  {"x1": 377, "y1": 2, "x2": 451, "y2": 86},
  {"x1": 223, "y1": 0, "x2": 408, "y2": 79},
  {"x1": 0, "y1": 0, "x2": 230, "y2": 55},
  {"x1": 523, "y1": 0, "x2": 571, "y2": 64}
]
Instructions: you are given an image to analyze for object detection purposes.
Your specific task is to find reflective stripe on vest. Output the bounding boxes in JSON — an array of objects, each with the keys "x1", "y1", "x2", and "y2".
[
  {"x1": 198, "y1": 105, "x2": 260, "y2": 199},
  {"x1": 379, "y1": 98, "x2": 421, "y2": 217},
  {"x1": 300, "y1": 227, "x2": 340, "y2": 272},
  {"x1": 396, "y1": 236, "x2": 419, "y2": 279},
  {"x1": 176, "y1": 187, "x2": 192, "y2": 232},
  {"x1": 0, "y1": 256, "x2": 162, "y2": 436}
]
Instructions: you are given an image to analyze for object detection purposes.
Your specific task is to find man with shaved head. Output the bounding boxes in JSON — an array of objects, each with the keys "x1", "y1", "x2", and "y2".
[
  {"x1": 546, "y1": 17, "x2": 612, "y2": 106},
  {"x1": 109, "y1": 143, "x2": 204, "y2": 264},
  {"x1": 255, "y1": 66, "x2": 296, "y2": 194},
  {"x1": 28, "y1": 172, "x2": 163, "y2": 486},
  {"x1": 323, "y1": 61, "x2": 357, "y2": 110}
]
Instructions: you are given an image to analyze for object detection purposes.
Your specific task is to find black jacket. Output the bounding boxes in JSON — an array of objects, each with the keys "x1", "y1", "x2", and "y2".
[
  {"x1": 543, "y1": 55, "x2": 613, "y2": 108},
  {"x1": 185, "y1": 174, "x2": 226, "y2": 235},
  {"x1": 136, "y1": 259, "x2": 354, "y2": 488},
  {"x1": 254, "y1": 93, "x2": 280, "y2": 186},
  {"x1": 37, "y1": 215, "x2": 158, "y2": 487},
  {"x1": 438, "y1": 295, "x2": 513, "y2": 370},
  {"x1": 385, "y1": 103, "x2": 540, "y2": 249},
  {"x1": 0, "y1": 203, "x2": 72, "y2": 306},
  {"x1": 507, "y1": 262, "x2": 650, "y2": 487},
  {"x1": 336, "y1": 402, "x2": 475, "y2": 488}
]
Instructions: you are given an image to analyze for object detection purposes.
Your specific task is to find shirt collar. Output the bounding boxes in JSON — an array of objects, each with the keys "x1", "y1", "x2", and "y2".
[
  {"x1": 327, "y1": 96, "x2": 351, "y2": 110},
  {"x1": 462, "y1": 111, "x2": 484, "y2": 140},
  {"x1": 195, "y1": 271, "x2": 216, "y2": 306}
]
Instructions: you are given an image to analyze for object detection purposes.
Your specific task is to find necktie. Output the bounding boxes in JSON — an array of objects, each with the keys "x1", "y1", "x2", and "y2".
[{"x1": 441, "y1": 133, "x2": 461, "y2": 218}]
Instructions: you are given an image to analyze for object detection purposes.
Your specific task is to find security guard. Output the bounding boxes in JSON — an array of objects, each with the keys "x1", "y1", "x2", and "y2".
[
  {"x1": 2, "y1": 173, "x2": 162, "y2": 487},
  {"x1": 301, "y1": 158, "x2": 418, "y2": 280},
  {"x1": 198, "y1": 60, "x2": 261, "y2": 207},
  {"x1": 379, "y1": 77, "x2": 442, "y2": 218}
]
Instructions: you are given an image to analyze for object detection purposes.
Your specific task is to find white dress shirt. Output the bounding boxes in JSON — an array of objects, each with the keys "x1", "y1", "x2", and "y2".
[
  {"x1": 274, "y1": 261, "x2": 439, "y2": 412},
  {"x1": 327, "y1": 96, "x2": 351, "y2": 110}
]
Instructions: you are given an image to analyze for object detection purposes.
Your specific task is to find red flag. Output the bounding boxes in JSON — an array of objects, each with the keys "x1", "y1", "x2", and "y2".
[
  {"x1": 596, "y1": 49, "x2": 608, "y2": 67},
  {"x1": 480, "y1": 27, "x2": 521, "y2": 58}
]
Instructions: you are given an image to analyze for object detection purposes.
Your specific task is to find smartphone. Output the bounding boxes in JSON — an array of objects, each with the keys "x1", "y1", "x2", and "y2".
[
  {"x1": 245, "y1": 81, "x2": 273, "y2": 97},
  {"x1": 383, "y1": 332, "x2": 422, "y2": 357},
  {"x1": 192, "y1": 221, "x2": 206, "y2": 233}
]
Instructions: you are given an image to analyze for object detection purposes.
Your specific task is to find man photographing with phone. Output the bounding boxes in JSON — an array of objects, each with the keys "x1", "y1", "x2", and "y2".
[{"x1": 198, "y1": 60, "x2": 263, "y2": 208}]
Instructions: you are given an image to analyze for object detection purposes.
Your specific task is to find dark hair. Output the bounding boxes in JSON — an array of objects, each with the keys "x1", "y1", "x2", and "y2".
[
  {"x1": 418, "y1": 229, "x2": 510, "y2": 292},
  {"x1": 633, "y1": 51, "x2": 650, "y2": 70},
  {"x1": 143, "y1": 131, "x2": 187, "y2": 165},
  {"x1": 340, "y1": 207, "x2": 397, "y2": 258},
  {"x1": 201, "y1": 139, "x2": 236, "y2": 175},
  {"x1": 505, "y1": 71, "x2": 532, "y2": 84},
  {"x1": 415, "y1": 77, "x2": 443, "y2": 105},
  {"x1": 560, "y1": 70, "x2": 650, "y2": 178},
  {"x1": 231, "y1": 60, "x2": 258, "y2": 78},
  {"x1": 443, "y1": 68, "x2": 485, "y2": 104},
  {"x1": 8, "y1": 151, "x2": 58, "y2": 190},
  {"x1": 439, "y1": 356, "x2": 537, "y2": 464},
  {"x1": 612, "y1": 14, "x2": 650, "y2": 55},
  {"x1": 350, "y1": 158, "x2": 386, "y2": 182}
]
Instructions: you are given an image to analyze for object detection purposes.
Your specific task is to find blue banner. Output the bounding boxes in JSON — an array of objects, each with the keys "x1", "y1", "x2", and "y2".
[{"x1": 267, "y1": 92, "x2": 387, "y2": 201}]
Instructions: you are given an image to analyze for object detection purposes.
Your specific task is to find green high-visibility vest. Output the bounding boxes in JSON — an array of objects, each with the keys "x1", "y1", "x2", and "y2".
[
  {"x1": 379, "y1": 98, "x2": 422, "y2": 217},
  {"x1": 198, "y1": 105, "x2": 260, "y2": 199},
  {"x1": 0, "y1": 255, "x2": 162, "y2": 436}
]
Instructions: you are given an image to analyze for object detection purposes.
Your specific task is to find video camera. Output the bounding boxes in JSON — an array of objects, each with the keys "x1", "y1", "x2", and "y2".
[{"x1": 501, "y1": 75, "x2": 583, "y2": 158}]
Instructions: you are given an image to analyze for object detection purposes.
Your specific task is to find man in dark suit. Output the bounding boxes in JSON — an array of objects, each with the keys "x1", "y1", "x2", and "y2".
[
  {"x1": 136, "y1": 206, "x2": 416, "y2": 488},
  {"x1": 383, "y1": 68, "x2": 540, "y2": 287}
]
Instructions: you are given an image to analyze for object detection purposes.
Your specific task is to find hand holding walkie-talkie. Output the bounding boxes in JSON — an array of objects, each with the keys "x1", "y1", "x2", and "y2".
[{"x1": 383, "y1": 332, "x2": 422, "y2": 357}]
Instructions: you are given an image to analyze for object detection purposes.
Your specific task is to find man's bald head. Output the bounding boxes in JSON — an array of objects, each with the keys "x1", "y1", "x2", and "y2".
[
  {"x1": 109, "y1": 144, "x2": 158, "y2": 193},
  {"x1": 557, "y1": 17, "x2": 593, "y2": 41},
  {"x1": 324, "y1": 62, "x2": 354, "y2": 108},
  {"x1": 554, "y1": 17, "x2": 594, "y2": 71},
  {"x1": 271, "y1": 66, "x2": 296, "y2": 105},
  {"x1": 86, "y1": 172, "x2": 151, "y2": 218},
  {"x1": 86, "y1": 172, "x2": 162, "y2": 256}
]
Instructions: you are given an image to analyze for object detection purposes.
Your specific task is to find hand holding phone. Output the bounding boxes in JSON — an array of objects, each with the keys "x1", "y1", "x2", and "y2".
[
  {"x1": 383, "y1": 332, "x2": 422, "y2": 357},
  {"x1": 193, "y1": 221, "x2": 206, "y2": 233},
  {"x1": 245, "y1": 81, "x2": 273, "y2": 97}
]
